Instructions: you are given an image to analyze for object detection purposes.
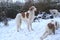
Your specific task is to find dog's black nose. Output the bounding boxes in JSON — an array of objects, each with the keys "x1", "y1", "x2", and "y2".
[{"x1": 54, "y1": 13, "x2": 55, "y2": 14}]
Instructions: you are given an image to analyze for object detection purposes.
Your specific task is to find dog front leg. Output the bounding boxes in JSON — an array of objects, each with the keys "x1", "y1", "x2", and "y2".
[
  {"x1": 27, "y1": 21, "x2": 33, "y2": 31},
  {"x1": 40, "y1": 31, "x2": 51, "y2": 40}
]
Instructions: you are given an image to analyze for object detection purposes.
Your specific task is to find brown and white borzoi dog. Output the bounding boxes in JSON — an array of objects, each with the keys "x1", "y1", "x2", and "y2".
[
  {"x1": 15, "y1": 6, "x2": 37, "y2": 32},
  {"x1": 40, "y1": 20, "x2": 60, "y2": 40}
]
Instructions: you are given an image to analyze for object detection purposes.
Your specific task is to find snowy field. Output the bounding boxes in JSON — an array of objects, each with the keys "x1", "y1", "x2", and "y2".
[{"x1": 0, "y1": 18, "x2": 60, "y2": 40}]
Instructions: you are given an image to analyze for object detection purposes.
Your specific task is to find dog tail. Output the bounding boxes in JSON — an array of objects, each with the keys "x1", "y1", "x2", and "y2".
[{"x1": 15, "y1": 13, "x2": 21, "y2": 24}]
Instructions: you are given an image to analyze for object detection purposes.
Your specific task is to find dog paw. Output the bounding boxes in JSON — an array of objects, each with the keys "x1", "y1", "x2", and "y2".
[
  {"x1": 17, "y1": 30, "x2": 19, "y2": 32},
  {"x1": 31, "y1": 29, "x2": 34, "y2": 31},
  {"x1": 40, "y1": 37, "x2": 43, "y2": 40}
]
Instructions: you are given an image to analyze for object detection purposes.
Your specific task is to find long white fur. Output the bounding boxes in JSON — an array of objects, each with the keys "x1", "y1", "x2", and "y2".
[
  {"x1": 15, "y1": 6, "x2": 37, "y2": 32},
  {"x1": 49, "y1": 9, "x2": 60, "y2": 17}
]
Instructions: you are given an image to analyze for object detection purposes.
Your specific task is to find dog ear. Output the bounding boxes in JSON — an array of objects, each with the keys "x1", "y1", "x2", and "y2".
[
  {"x1": 52, "y1": 27, "x2": 55, "y2": 34},
  {"x1": 48, "y1": 23, "x2": 55, "y2": 34},
  {"x1": 29, "y1": 6, "x2": 34, "y2": 11}
]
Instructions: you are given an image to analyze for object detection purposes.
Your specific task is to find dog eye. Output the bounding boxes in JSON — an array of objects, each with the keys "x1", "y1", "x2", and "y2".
[{"x1": 54, "y1": 13, "x2": 55, "y2": 14}]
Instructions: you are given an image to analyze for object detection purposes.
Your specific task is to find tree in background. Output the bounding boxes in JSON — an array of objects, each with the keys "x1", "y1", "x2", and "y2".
[{"x1": 0, "y1": 0, "x2": 60, "y2": 19}]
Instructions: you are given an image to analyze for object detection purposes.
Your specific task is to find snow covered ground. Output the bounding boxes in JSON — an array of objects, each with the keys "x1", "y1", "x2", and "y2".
[{"x1": 0, "y1": 17, "x2": 60, "y2": 40}]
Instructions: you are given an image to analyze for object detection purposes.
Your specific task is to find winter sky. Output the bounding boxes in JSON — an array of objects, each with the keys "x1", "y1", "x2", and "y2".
[{"x1": 13, "y1": 0, "x2": 25, "y2": 3}]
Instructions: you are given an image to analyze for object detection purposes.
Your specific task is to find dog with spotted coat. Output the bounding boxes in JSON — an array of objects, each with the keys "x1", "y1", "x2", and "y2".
[{"x1": 15, "y1": 6, "x2": 37, "y2": 32}]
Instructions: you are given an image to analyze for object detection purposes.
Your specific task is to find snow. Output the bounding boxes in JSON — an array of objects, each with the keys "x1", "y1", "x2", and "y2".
[{"x1": 0, "y1": 18, "x2": 60, "y2": 40}]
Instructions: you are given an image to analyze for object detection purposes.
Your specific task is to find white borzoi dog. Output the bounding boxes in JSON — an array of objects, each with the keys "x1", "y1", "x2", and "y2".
[
  {"x1": 15, "y1": 6, "x2": 37, "y2": 32},
  {"x1": 49, "y1": 9, "x2": 60, "y2": 18}
]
